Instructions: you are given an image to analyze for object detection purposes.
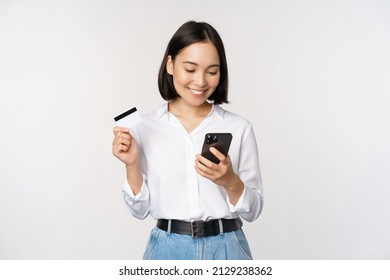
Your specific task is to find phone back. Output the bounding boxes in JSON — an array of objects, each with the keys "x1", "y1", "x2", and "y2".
[{"x1": 201, "y1": 133, "x2": 232, "y2": 164}]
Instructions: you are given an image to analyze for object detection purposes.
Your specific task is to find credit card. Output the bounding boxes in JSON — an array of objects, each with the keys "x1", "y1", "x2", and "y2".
[{"x1": 114, "y1": 107, "x2": 142, "y2": 128}]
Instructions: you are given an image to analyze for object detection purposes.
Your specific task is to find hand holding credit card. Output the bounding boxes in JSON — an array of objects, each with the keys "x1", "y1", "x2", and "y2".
[{"x1": 114, "y1": 107, "x2": 143, "y2": 129}]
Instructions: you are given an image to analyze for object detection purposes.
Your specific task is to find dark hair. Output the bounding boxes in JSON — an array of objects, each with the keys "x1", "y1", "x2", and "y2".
[{"x1": 158, "y1": 21, "x2": 229, "y2": 104}]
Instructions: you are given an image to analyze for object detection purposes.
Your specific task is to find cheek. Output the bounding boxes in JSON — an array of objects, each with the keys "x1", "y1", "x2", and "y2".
[
  {"x1": 173, "y1": 71, "x2": 192, "y2": 87},
  {"x1": 208, "y1": 75, "x2": 221, "y2": 88}
]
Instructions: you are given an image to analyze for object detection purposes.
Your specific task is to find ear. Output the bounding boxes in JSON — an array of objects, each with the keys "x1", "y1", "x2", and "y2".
[{"x1": 166, "y1": 55, "x2": 174, "y2": 75}]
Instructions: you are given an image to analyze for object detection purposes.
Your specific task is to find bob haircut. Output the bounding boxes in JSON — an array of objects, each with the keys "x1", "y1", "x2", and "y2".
[{"x1": 158, "y1": 21, "x2": 229, "y2": 104}]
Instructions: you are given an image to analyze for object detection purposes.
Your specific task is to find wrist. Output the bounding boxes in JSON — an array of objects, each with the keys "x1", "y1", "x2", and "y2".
[
  {"x1": 223, "y1": 174, "x2": 243, "y2": 192},
  {"x1": 223, "y1": 174, "x2": 244, "y2": 206},
  {"x1": 125, "y1": 161, "x2": 140, "y2": 170},
  {"x1": 125, "y1": 163, "x2": 143, "y2": 195}
]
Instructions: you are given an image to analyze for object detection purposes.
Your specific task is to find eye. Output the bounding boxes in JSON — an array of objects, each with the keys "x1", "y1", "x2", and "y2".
[
  {"x1": 207, "y1": 71, "x2": 218, "y2": 76},
  {"x1": 185, "y1": 69, "x2": 195, "y2": 73}
]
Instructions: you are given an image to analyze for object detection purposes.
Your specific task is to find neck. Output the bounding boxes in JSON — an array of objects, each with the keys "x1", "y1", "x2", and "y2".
[{"x1": 168, "y1": 99, "x2": 212, "y2": 119}]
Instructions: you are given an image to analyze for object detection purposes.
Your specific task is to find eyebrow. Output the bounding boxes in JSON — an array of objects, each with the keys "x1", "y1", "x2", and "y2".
[{"x1": 182, "y1": 61, "x2": 220, "y2": 68}]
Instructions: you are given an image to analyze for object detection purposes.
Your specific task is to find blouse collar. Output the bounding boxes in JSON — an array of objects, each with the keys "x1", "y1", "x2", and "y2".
[{"x1": 153, "y1": 102, "x2": 225, "y2": 120}]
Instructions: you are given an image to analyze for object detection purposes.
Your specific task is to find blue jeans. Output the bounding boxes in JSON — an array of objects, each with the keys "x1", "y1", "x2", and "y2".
[{"x1": 143, "y1": 227, "x2": 253, "y2": 260}]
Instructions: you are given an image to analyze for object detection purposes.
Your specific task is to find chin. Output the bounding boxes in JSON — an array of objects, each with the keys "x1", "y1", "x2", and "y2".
[{"x1": 186, "y1": 98, "x2": 208, "y2": 107}]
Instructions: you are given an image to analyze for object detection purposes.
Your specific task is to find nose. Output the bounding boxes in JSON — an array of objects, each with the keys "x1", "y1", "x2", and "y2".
[{"x1": 194, "y1": 72, "x2": 207, "y2": 88}]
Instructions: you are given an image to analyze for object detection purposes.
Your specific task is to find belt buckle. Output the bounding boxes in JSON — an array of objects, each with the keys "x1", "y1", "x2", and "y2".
[
  {"x1": 191, "y1": 220, "x2": 211, "y2": 238},
  {"x1": 191, "y1": 221, "x2": 205, "y2": 238},
  {"x1": 191, "y1": 221, "x2": 197, "y2": 238}
]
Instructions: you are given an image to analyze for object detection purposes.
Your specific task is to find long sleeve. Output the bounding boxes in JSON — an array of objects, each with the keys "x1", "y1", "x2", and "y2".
[
  {"x1": 122, "y1": 126, "x2": 150, "y2": 220},
  {"x1": 122, "y1": 176, "x2": 150, "y2": 220},
  {"x1": 227, "y1": 125, "x2": 263, "y2": 222}
]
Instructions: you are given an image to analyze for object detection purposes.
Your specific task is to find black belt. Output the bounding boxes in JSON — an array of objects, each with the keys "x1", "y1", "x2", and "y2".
[{"x1": 156, "y1": 218, "x2": 242, "y2": 238}]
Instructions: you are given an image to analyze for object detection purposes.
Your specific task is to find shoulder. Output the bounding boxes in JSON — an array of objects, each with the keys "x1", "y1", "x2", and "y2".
[
  {"x1": 142, "y1": 103, "x2": 168, "y2": 121},
  {"x1": 130, "y1": 103, "x2": 166, "y2": 132},
  {"x1": 214, "y1": 105, "x2": 253, "y2": 128}
]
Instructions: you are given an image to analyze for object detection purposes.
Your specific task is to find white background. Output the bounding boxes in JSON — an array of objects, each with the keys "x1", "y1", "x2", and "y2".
[{"x1": 0, "y1": 0, "x2": 389, "y2": 259}]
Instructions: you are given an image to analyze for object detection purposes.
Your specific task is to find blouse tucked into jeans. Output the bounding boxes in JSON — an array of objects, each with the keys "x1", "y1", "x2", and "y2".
[{"x1": 122, "y1": 103, "x2": 263, "y2": 223}]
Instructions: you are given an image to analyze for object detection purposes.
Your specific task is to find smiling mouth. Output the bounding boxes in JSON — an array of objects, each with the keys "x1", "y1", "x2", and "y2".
[{"x1": 189, "y1": 88, "x2": 208, "y2": 95}]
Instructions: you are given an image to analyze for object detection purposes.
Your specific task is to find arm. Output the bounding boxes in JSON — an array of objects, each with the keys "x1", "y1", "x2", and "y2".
[
  {"x1": 195, "y1": 126, "x2": 263, "y2": 222},
  {"x1": 195, "y1": 148, "x2": 244, "y2": 205},
  {"x1": 113, "y1": 126, "x2": 150, "y2": 219},
  {"x1": 112, "y1": 127, "x2": 142, "y2": 193}
]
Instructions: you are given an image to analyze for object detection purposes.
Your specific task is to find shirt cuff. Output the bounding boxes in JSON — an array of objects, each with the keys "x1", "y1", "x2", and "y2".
[
  {"x1": 227, "y1": 186, "x2": 248, "y2": 212},
  {"x1": 122, "y1": 176, "x2": 148, "y2": 203}
]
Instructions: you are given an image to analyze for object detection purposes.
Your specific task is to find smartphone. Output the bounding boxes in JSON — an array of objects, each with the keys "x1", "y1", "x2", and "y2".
[{"x1": 201, "y1": 133, "x2": 233, "y2": 164}]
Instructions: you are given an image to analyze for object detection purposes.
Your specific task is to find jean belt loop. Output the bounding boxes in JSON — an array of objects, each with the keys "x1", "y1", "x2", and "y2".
[
  {"x1": 167, "y1": 219, "x2": 172, "y2": 234},
  {"x1": 218, "y1": 219, "x2": 224, "y2": 235}
]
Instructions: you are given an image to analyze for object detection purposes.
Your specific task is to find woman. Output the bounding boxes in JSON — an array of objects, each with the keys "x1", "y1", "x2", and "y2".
[{"x1": 112, "y1": 21, "x2": 263, "y2": 260}]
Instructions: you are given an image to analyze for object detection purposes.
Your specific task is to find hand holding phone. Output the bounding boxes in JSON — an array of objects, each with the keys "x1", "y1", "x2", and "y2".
[{"x1": 201, "y1": 133, "x2": 232, "y2": 164}]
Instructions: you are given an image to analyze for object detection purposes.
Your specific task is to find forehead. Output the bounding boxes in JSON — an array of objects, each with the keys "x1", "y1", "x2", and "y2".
[{"x1": 176, "y1": 41, "x2": 220, "y2": 65}]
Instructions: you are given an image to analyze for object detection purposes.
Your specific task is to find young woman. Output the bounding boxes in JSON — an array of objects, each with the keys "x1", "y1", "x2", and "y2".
[{"x1": 112, "y1": 21, "x2": 263, "y2": 260}]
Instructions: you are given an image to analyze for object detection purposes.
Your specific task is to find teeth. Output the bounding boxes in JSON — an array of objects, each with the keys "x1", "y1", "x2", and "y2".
[{"x1": 190, "y1": 88, "x2": 206, "y2": 95}]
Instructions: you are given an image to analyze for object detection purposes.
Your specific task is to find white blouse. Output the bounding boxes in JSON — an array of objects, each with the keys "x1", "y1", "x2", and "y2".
[{"x1": 122, "y1": 103, "x2": 263, "y2": 222}]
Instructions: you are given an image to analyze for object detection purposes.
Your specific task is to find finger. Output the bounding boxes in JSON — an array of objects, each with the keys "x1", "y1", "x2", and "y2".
[
  {"x1": 118, "y1": 133, "x2": 132, "y2": 143},
  {"x1": 195, "y1": 158, "x2": 211, "y2": 174},
  {"x1": 113, "y1": 126, "x2": 130, "y2": 134},
  {"x1": 210, "y1": 147, "x2": 226, "y2": 162},
  {"x1": 195, "y1": 157, "x2": 222, "y2": 179},
  {"x1": 196, "y1": 154, "x2": 215, "y2": 169},
  {"x1": 113, "y1": 137, "x2": 131, "y2": 148},
  {"x1": 114, "y1": 130, "x2": 131, "y2": 138},
  {"x1": 113, "y1": 143, "x2": 129, "y2": 156},
  {"x1": 113, "y1": 133, "x2": 132, "y2": 146},
  {"x1": 113, "y1": 131, "x2": 131, "y2": 144},
  {"x1": 194, "y1": 162, "x2": 213, "y2": 179},
  {"x1": 118, "y1": 143, "x2": 129, "y2": 152}
]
